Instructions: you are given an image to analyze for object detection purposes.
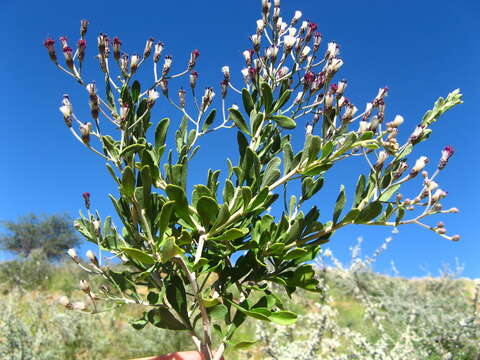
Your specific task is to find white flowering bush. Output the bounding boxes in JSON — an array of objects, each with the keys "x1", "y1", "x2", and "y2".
[
  {"x1": 44, "y1": 0, "x2": 462, "y2": 358},
  {"x1": 254, "y1": 240, "x2": 480, "y2": 360}
]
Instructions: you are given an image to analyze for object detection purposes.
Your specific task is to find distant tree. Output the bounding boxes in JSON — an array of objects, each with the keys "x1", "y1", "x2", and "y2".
[{"x1": 0, "y1": 213, "x2": 80, "y2": 260}]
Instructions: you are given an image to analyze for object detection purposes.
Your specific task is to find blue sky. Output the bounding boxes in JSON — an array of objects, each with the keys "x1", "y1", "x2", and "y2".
[{"x1": 1, "y1": 0, "x2": 479, "y2": 277}]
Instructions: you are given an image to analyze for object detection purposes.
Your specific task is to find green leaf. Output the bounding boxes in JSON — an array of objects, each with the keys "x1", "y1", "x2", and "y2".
[
  {"x1": 231, "y1": 340, "x2": 258, "y2": 350},
  {"x1": 202, "y1": 109, "x2": 216, "y2": 132},
  {"x1": 321, "y1": 141, "x2": 334, "y2": 159},
  {"x1": 121, "y1": 166, "x2": 135, "y2": 197},
  {"x1": 273, "y1": 89, "x2": 292, "y2": 112},
  {"x1": 209, "y1": 228, "x2": 249, "y2": 242},
  {"x1": 283, "y1": 143, "x2": 294, "y2": 175},
  {"x1": 155, "y1": 201, "x2": 175, "y2": 237},
  {"x1": 210, "y1": 204, "x2": 231, "y2": 232},
  {"x1": 421, "y1": 89, "x2": 463, "y2": 127},
  {"x1": 119, "y1": 143, "x2": 145, "y2": 157},
  {"x1": 333, "y1": 185, "x2": 346, "y2": 224},
  {"x1": 284, "y1": 248, "x2": 308, "y2": 260},
  {"x1": 165, "y1": 184, "x2": 195, "y2": 228},
  {"x1": 131, "y1": 80, "x2": 141, "y2": 103},
  {"x1": 379, "y1": 184, "x2": 401, "y2": 202},
  {"x1": 196, "y1": 196, "x2": 219, "y2": 226},
  {"x1": 261, "y1": 157, "x2": 281, "y2": 188},
  {"x1": 271, "y1": 115, "x2": 296, "y2": 129},
  {"x1": 120, "y1": 247, "x2": 155, "y2": 265},
  {"x1": 261, "y1": 82, "x2": 273, "y2": 113},
  {"x1": 155, "y1": 118, "x2": 170, "y2": 154},
  {"x1": 147, "y1": 308, "x2": 187, "y2": 330},
  {"x1": 208, "y1": 304, "x2": 228, "y2": 320},
  {"x1": 159, "y1": 236, "x2": 183, "y2": 262},
  {"x1": 105, "y1": 74, "x2": 116, "y2": 109},
  {"x1": 166, "y1": 275, "x2": 189, "y2": 322},
  {"x1": 229, "y1": 108, "x2": 250, "y2": 135},
  {"x1": 130, "y1": 313, "x2": 149, "y2": 330},
  {"x1": 397, "y1": 144, "x2": 413, "y2": 159},
  {"x1": 269, "y1": 311, "x2": 297, "y2": 325},
  {"x1": 355, "y1": 201, "x2": 383, "y2": 223},
  {"x1": 342, "y1": 208, "x2": 360, "y2": 223},
  {"x1": 242, "y1": 88, "x2": 254, "y2": 115},
  {"x1": 354, "y1": 174, "x2": 366, "y2": 208},
  {"x1": 301, "y1": 177, "x2": 324, "y2": 201}
]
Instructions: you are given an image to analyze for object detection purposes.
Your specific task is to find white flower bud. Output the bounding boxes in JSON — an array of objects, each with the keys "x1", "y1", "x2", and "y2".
[
  {"x1": 67, "y1": 248, "x2": 79, "y2": 263},
  {"x1": 300, "y1": 21, "x2": 308, "y2": 33},
  {"x1": 337, "y1": 80, "x2": 347, "y2": 95},
  {"x1": 79, "y1": 279, "x2": 90, "y2": 293},
  {"x1": 365, "y1": 102, "x2": 373, "y2": 114},
  {"x1": 337, "y1": 96, "x2": 347, "y2": 108},
  {"x1": 375, "y1": 151, "x2": 388, "y2": 169},
  {"x1": 153, "y1": 42, "x2": 164, "y2": 63},
  {"x1": 331, "y1": 58, "x2": 343, "y2": 72},
  {"x1": 409, "y1": 125, "x2": 424, "y2": 143},
  {"x1": 324, "y1": 93, "x2": 334, "y2": 109},
  {"x1": 148, "y1": 89, "x2": 159, "y2": 105},
  {"x1": 243, "y1": 50, "x2": 252, "y2": 65},
  {"x1": 358, "y1": 120, "x2": 370, "y2": 134},
  {"x1": 256, "y1": 19, "x2": 265, "y2": 32},
  {"x1": 58, "y1": 296, "x2": 73, "y2": 310},
  {"x1": 288, "y1": 27, "x2": 297, "y2": 37},
  {"x1": 86, "y1": 83, "x2": 96, "y2": 96},
  {"x1": 73, "y1": 302, "x2": 88, "y2": 311},
  {"x1": 231, "y1": 104, "x2": 239, "y2": 111},
  {"x1": 294, "y1": 91, "x2": 304, "y2": 104},
  {"x1": 130, "y1": 54, "x2": 140, "y2": 73},
  {"x1": 222, "y1": 66, "x2": 230, "y2": 81},
  {"x1": 162, "y1": 55, "x2": 173, "y2": 76},
  {"x1": 241, "y1": 68, "x2": 250, "y2": 79},
  {"x1": 392, "y1": 115, "x2": 404, "y2": 127},
  {"x1": 86, "y1": 250, "x2": 99, "y2": 266},
  {"x1": 278, "y1": 66, "x2": 289, "y2": 78},
  {"x1": 432, "y1": 189, "x2": 447, "y2": 202},
  {"x1": 59, "y1": 105, "x2": 72, "y2": 119},
  {"x1": 427, "y1": 180, "x2": 438, "y2": 191},
  {"x1": 292, "y1": 10, "x2": 302, "y2": 24},
  {"x1": 283, "y1": 35, "x2": 296, "y2": 50},
  {"x1": 301, "y1": 46, "x2": 311, "y2": 58},
  {"x1": 411, "y1": 156, "x2": 429, "y2": 174},
  {"x1": 306, "y1": 123, "x2": 313, "y2": 135},
  {"x1": 326, "y1": 42, "x2": 339, "y2": 58},
  {"x1": 251, "y1": 34, "x2": 261, "y2": 49},
  {"x1": 280, "y1": 21, "x2": 288, "y2": 32}
]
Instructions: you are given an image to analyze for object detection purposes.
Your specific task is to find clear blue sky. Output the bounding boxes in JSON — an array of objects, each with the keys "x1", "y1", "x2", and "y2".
[{"x1": 1, "y1": 0, "x2": 479, "y2": 277}]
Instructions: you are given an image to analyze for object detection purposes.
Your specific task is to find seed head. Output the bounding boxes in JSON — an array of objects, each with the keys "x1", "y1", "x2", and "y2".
[
  {"x1": 189, "y1": 71, "x2": 198, "y2": 89},
  {"x1": 79, "y1": 123, "x2": 92, "y2": 145},
  {"x1": 130, "y1": 54, "x2": 140, "y2": 74},
  {"x1": 67, "y1": 248, "x2": 79, "y2": 263},
  {"x1": 143, "y1": 37, "x2": 154, "y2": 58},
  {"x1": 86, "y1": 250, "x2": 99, "y2": 267},
  {"x1": 410, "y1": 156, "x2": 429, "y2": 176},
  {"x1": 153, "y1": 42, "x2": 164, "y2": 63},
  {"x1": 79, "y1": 280, "x2": 90, "y2": 293},
  {"x1": 82, "y1": 192, "x2": 91, "y2": 209},
  {"x1": 292, "y1": 10, "x2": 302, "y2": 25},
  {"x1": 112, "y1": 37, "x2": 122, "y2": 61},
  {"x1": 439, "y1": 145, "x2": 454, "y2": 170},
  {"x1": 162, "y1": 55, "x2": 173, "y2": 76},
  {"x1": 188, "y1": 49, "x2": 200, "y2": 70},
  {"x1": 80, "y1": 19, "x2": 89, "y2": 37},
  {"x1": 58, "y1": 296, "x2": 73, "y2": 310}
]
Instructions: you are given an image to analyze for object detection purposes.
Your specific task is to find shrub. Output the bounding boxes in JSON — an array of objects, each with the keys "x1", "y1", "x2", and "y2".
[{"x1": 44, "y1": 1, "x2": 462, "y2": 358}]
